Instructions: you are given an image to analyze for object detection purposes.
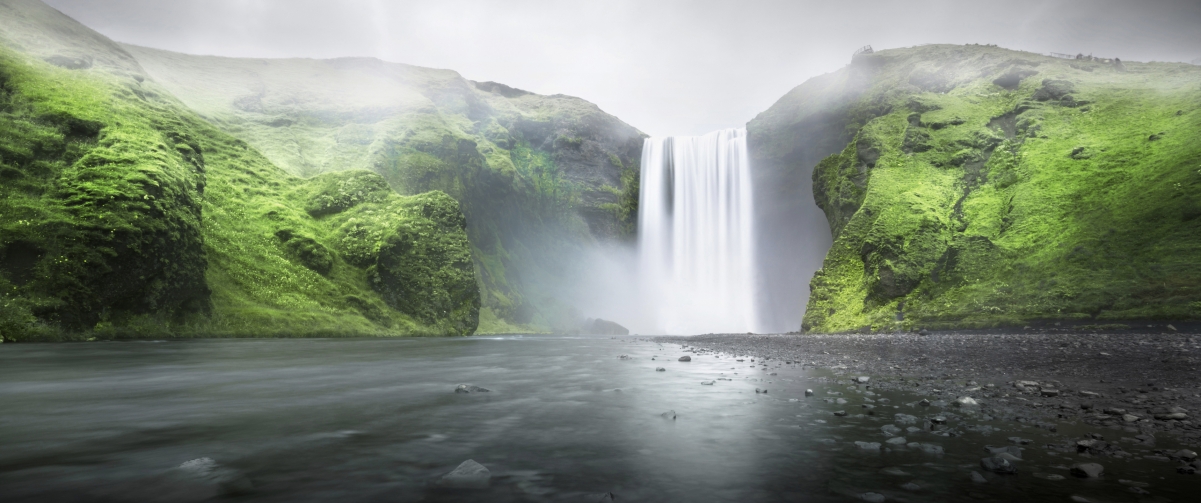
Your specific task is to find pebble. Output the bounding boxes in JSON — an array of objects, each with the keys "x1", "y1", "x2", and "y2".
[{"x1": 678, "y1": 356, "x2": 691, "y2": 362}]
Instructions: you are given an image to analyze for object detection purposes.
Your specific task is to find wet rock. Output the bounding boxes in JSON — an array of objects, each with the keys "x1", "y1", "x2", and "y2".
[
  {"x1": 440, "y1": 459, "x2": 491, "y2": 488},
  {"x1": 177, "y1": 458, "x2": 254, "y2": 496},
  {"x1": 455, "y1": 384, "x2": 490, "y2": 393},
  {"x1": 1040, "y1": 388, "x2": 1059, "y2": 397},
  {"x1": 1008, "y1": 437, "x2": 1032, "y2": 445},
  {"x1": 909, "y1": 443, "x2": 945, "y2": 455},
  {"x1": 1070, "y1": 463, "x2": 1104, "y2": 478},
  {"x1": 855, "y1": 441, "x2": 882, "y2": 450},
  {"x1": 980, "y1": 456, "x2": 1016, "y2": 474},
  {"x1": 834, "y1": 410, "x2": 848, "y2": 417},
  {"x1": 805, "y1": 389, "x2": 814, "y2": 396},
  {"x1": 918, "y1": 399, "x2": 931, "y2": 406},
  {"x1": 970, "y1": 471, "x2": 987, "y2": 483},
  {"x1": 836, "y1": 398, "x2": 847, "y2": 404},
  {"x1": 954, "y1": 396, "x2": 978, "y2": 407},
  {"x1": 931, "y1": 416, "x2": 946, "y2": 424},
  {"x1": 678, "y1": 356, "x2": 691, "y2": 362},
  {"x1": 1172, "y1": 449, "x2": 1198, "y2": 461},
  {"x1": 881, "y1": 424, "x2": 902, "y2": 435},
  {"x1": 859, "y1": 492, "x2": 885, "y2": 503},
  {"x1": 900, "y1": 482, "x2": 920, "y2": 491},
  {"x1": 886, "y1": 437, "x2": 907, "y2": 445},
  {"x1": 881, "y1": 467, "x2": 910, "y2": 476},
  {"x1": 894, "y1": 414, "x2": 918, "y2": 425},
  {"x1": 1155, "y1": 412, "x2": 1188, "y2": 420},
  {"x1": 1121, "y1": 414, "x2": 1139, "y2": 423},
  {"x1": 986, "y1": 445, "x2": 1023, "y2": 460},
  {"x1": 856, "y1": 376, "x2": 871, "y2": 383}
]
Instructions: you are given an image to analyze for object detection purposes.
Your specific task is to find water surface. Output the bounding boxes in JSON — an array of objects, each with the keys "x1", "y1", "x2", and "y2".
[{"x1": 0, "y1": 336, "x2": 1192, "y2": 502}]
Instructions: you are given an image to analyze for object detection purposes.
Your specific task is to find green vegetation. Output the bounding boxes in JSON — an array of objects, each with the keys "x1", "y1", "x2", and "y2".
[
  {"x1": 0, "y1": 12, "x2": 478, "y2": 340},
  {"x1": 767, "y1": 45, "x2": 1201, "y2": 332},
  {"x1": 124, "y1": 47, "x2": 645, "y2": 332}
]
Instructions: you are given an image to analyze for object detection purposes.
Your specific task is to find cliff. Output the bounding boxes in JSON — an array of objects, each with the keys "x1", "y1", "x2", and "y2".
[
  {"x1": 0, "y1": 0, "x2": 478, "y2": 340},
  {"x1": 753, "y1": 44, "x2": 1201, "y2": 332}
]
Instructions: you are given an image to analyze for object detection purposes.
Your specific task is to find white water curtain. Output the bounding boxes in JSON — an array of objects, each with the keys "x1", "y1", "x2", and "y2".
[{"x1": 638, "y1": 128, "x2": 760, "y2": 334}]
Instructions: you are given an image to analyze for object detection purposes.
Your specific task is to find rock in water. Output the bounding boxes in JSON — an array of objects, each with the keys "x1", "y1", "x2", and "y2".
[
  {"x1": 805, "y1": 389, "x2": 814, "y2": 396},
  {"x1": 583, "y1": 318, "x2": 629, "y2": 335},
  {"x1": 1070, "y1": 463, "x2": 1104, "y2": 478},
  {"x1": 455, "y1": 384, "x2": 490, "y2": 393},
  {"x1": 855, "y1": 441, "x2": 882, "y2": 450},
  {"x1": 980, "y1": 456, "x2": 1016, "y2": 474},
  {"x1": 177, "y1": 458, "x2": 254, "y2": 495},
  {"x1": 856, "y1": 376, "x2": 871, "y2": 383},
  {"x1": 440, "y1": 459, "x2": 491, "y2": 488},
  {"x1": 678, "y1": 356, "x2": 691, "y2": 362},
  {"x1": 655, "y1": 367, "x2": 666, "y2": 372},
  {"x1": 971, "y1": 471, "x2": 987, "y2": 483},
  {"x1": 661, "y1": 410, "x2": 677, "y2": 420},
  {"x1": 954, "y1": 396, "x2": 978, "y2": 407}
]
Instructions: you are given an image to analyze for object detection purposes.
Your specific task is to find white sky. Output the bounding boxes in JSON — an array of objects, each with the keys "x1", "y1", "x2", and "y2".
[{"x1": 45, "y1": 0, "x2": 1201, "y2": 136}]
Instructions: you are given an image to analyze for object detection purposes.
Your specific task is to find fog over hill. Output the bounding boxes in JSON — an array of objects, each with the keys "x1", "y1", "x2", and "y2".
[{"x1": 42, "y1": 0, "x2": 1201, "y2": 137}]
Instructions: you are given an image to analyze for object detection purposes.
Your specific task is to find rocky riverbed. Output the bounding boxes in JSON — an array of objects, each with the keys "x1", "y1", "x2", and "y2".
[{"x1": 656, "y1": 330, "x2": 1201, "y2": 454}]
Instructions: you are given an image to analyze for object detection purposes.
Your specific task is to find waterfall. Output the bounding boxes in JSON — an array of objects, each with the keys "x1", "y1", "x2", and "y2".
[{"x1": 638, "y1": 128, "x2": 760, "y2": 334}]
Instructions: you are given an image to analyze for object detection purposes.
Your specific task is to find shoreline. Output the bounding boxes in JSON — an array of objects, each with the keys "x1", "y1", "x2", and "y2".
[{"x1": 655, "y1": 331, "x2": 1201, "y2": 449}]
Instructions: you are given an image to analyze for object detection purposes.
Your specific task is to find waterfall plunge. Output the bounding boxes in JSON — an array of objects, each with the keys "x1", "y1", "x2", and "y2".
[{"x1": 638, "y1": 128, "x2": 760, "y2": 334}]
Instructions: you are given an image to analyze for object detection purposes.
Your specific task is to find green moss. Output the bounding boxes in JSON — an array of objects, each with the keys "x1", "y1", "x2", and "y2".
[
  {"x1": 0, "y1": 41, "x2": 479, "y2": 341},
  {"x1": 797, "y1": 45, "x2": 1201, "y2": 332}
]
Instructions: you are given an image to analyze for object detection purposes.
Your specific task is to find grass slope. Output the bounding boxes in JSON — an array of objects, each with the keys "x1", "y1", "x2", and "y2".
[
  {"x1": 0, "y1": 0, "x2": 478, "y2": 340},
  {"x1": 776, "y1": 45, "x2": 1201, "y2": 332},
  {"x1": 123, "y1": 46, "x2": 645, "y2": 333}
]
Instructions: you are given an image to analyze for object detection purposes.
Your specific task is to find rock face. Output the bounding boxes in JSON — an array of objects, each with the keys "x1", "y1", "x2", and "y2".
[
  {"x1": 749, "y1": 44, "x2": 1201, "y2": 332},
  {"x1": 583, "y1": 318, "x2": 630, "y2": 335}
]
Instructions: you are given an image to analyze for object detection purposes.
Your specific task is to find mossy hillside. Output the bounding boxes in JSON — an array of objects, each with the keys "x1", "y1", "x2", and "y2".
[
  {"x1": 785, "y1": 44, "x2": 1201, "y2": 332},
  {"x1": 0, "y1": 48, "x2": 209, "y2": 339},
  {"x1": 0, "y1": 2, "x2": 480, "y2": 340},
  {"x1": 123, "y1": 46, "x2": 645, "y2": 332}
]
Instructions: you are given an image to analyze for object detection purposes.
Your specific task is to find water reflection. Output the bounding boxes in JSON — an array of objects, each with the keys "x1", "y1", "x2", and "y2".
[{"x1": 0, "y1": 336, "x2": 1194, "y2": 502}]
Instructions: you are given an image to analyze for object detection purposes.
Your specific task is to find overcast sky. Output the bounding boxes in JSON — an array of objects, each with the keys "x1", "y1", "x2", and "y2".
[{"x1": 45, "y1": 0, "x2": 1201, "y2": 136}]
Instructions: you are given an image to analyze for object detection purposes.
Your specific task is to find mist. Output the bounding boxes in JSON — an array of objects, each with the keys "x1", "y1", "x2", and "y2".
[{"x1": 43, "y1": 0, "x2": 1201, "y2": 137}]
